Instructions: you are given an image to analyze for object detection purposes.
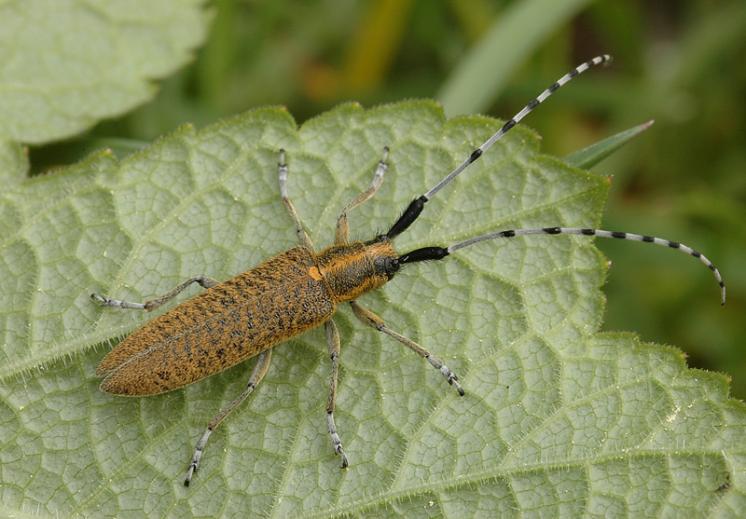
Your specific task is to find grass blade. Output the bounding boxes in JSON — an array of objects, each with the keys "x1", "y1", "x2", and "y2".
[{"x1": 565, "y1": 120, "x2": 654, "y2": 169}]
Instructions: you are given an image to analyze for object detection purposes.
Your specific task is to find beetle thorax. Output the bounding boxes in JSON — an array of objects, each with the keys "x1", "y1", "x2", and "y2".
[{"x1": 313, "y1": 240, "x2": 399, "y2": 303}]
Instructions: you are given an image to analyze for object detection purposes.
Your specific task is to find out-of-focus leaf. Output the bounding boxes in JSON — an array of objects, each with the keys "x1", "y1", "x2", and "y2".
[{"x1": 0, "y1": 0, "x2": 209, "y2": 144}]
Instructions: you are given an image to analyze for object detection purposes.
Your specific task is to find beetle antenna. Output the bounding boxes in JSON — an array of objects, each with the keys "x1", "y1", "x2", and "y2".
[
  {"x1": 385, "y1": 54, "x2": 612, "y2": 240},
  {"x1": 397, "y1": 226, "x2": 726, "y2": 305}
]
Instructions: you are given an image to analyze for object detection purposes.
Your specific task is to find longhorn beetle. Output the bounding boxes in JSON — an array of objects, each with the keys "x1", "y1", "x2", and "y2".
[{"x1": 91, "y1": 55, "x2": 726, "y2": 486}]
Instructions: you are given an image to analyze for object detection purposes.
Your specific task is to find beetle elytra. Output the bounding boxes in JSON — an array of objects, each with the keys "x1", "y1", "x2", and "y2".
[{"x1": 91, "y1": 55, "x2": 725, "y2": 486}]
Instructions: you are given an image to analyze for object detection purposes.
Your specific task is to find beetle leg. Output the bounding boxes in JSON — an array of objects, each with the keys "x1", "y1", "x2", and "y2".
[
  {"x1": 349, "y1": 301, "x2": 464, "y2": 396},
  {"x1": 184, "y1": 349, "x2": 273, "y2": 487},
  {"x1": 278, "y1": 149, "x2": 315, "y2": 249},
  {"x1": 324, "y1": 319, "x2": 349, "y2": 468},
  {"x1": 91, "y1": 275, "x2": 219, "y2": 312},
  {"x1": 335, "y1": 146, "x2": 389, "y2": 245}
]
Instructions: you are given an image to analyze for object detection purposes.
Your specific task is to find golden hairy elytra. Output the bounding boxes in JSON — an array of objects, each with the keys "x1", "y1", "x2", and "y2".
[{"x1": 91, "y1": 55, "x2": 725, "y2": 486}]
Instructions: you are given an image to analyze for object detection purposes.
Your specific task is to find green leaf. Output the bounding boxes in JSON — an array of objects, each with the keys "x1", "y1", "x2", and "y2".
[
  {"x1": 0, "y1": 103, "x2": 743, "y2": 517},
  {"x1": 437, "y1": 0, "x2": 594, "y2": 117},
  {"x1": 565, "y1": 119, "x2": 655, "y2": 169},
  {"x1": 0, "y1": 0, "x2": 209, "y2": 144},
  {"x1": 0, "y1": 140, "x2": 28, "y2": 186}
]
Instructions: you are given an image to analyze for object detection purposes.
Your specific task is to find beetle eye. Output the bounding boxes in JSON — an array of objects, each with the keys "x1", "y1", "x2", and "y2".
[
  {"x1": 384, "y1": 258, "x2": 399, "y2": 279},
  {"x1": 373, "y1": 257, "x2": 399, "y2": 279}
]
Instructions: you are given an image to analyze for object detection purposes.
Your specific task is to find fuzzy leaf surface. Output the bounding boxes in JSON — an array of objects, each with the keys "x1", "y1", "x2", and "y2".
[{"x1": 0, "y1": 103, "x2": 743, "y2": 518}]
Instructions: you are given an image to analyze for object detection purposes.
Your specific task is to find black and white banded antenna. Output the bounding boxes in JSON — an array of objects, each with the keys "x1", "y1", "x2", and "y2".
[
  {"x1": 397, "y1": 228, "x2": 725, "y2": 305},
  {"x1": 386, "y1": 55, "x2": 726, "y2": 304},
  {"x1": 386, "y1": 54, "x2": 612, "y2": 239}
]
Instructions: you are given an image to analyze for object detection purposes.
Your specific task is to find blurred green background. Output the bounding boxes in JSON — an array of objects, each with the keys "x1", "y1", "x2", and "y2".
[{"x1": 32, "y1": 0, "x2": 746, "y2": 397}]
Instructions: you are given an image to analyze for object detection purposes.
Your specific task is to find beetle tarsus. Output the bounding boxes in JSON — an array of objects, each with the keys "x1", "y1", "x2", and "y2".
[{"x1": 184, "y1": 463, "x2": 196, "y2": 487}]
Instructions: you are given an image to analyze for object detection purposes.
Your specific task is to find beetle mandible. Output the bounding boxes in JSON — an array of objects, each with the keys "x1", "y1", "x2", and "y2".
[{"x1": 91, "y1": 55, "x2": 725, "y2": 486}]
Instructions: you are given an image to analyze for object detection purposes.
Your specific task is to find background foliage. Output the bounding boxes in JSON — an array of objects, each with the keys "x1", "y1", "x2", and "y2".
[{"x1": 32, "y1": 0, "x2": 746, "y2": 397}]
